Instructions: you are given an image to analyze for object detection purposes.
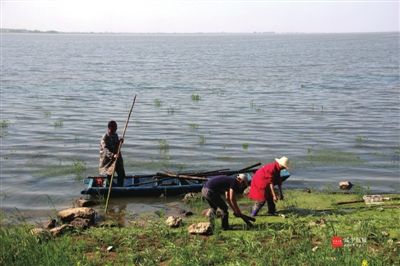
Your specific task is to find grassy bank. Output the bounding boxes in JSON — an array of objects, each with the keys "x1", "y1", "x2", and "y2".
[{"x1": 1, "y1": 190, "x2": 399, "y2": 265}]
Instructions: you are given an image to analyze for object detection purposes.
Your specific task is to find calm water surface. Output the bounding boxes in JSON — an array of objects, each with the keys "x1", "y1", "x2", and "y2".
[{"x1": 1, "y1": 33, "x2": 399, "y2": 221}]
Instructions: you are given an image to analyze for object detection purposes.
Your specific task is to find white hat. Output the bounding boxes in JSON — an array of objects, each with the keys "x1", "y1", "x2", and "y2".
[
  {"x1": 237, "y1": 173, "x2": 249, "y2": 187},
  {"x1": 275, "y1": 157, "x2": 290, "y2": 170}
]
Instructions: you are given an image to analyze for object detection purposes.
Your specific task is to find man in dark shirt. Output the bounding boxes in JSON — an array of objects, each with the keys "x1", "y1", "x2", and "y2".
[
  {"x1": 99, "y1": 120, "x2": 125, "y2": 186},
  {"x1": 201, "y1": 174, "x2": 249, "y2": 230}
]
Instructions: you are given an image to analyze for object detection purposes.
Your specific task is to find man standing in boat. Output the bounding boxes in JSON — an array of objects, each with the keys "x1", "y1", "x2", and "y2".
[
  {"x1": 99, "y1": 120, "x2": 126, "y2": 187},
  {"x1": 248, "y1": 157, "x2": 290, "y2": 217},
  {"x1": 202, "y1": 174, "x2": 249, "y2": 230}
]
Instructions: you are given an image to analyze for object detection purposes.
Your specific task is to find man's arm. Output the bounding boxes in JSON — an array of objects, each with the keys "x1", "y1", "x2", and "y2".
[
  {"x1": 270, "y1": 183, "x2": 278, "y2": 202},
  {"x1": 278, "y1": 184, "x2": 284, "y2": 200},
  {"x1": 226, "y1": 189, "x2": 242, "y2": 216}
]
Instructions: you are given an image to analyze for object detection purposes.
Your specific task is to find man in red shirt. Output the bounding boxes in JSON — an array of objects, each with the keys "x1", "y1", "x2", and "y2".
[{"x1": 248, "y1": 157, "x2": 290, "y2": 217}]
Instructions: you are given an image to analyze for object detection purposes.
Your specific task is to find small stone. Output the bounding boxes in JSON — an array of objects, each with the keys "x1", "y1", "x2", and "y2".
[
  {"x1": 188, "y1": 222, "x2": 212, "y2": 235},
  {"x1": 165, "y1": 216, "x2": 183, "y2": 227},
  {"x1": 75, "y1": 198, "x2": 97, "y2": 207}
]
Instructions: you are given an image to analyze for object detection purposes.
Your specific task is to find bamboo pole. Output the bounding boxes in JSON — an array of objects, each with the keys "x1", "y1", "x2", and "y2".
[{"x1": 105, "y1": 95, "x2": 137, "y2": 213}]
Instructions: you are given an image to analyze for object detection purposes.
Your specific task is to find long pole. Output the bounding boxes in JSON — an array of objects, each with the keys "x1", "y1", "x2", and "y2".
[{"x1": 105, "y1": 94, "x2": 137, "y2": 213}]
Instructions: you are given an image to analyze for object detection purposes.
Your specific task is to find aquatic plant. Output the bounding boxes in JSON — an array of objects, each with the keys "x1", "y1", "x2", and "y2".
[
  {"x1": 54, "y1": 121, "x2": 63, "y2": 127},
  {"x1": 250, "y1": 100, "x2": 255, "y2": 108},
  {"x1": 191, "y1": 94, "x2": 200, "y2": 101},
  {"x1": 242, "y1": 142, "x2": 249, "y2": 149},
  {"x1": 72, "y1": 158, "x2": 86, "y2": 177},
  {"x1": 189, "y1": 123, "x2": 199, "y2": 130},
  {"x1": 355, "y1": 135, "x2": 368, "y2": 142},
  {"x1": 167, "y1": 107, "x2": 174, "y2": 115},
  {"x1": 1, "y1": 120, "x2": 9, "y2": 128},
  {"x1": 255, "y1": 108, "x2": 262, "y2": 113},
  {"x1": 198, "y1": 134, "x2": 206, "y2": 146},
  {"x1": 158, "y1": 139, "x2": 169, "y2": 153},
  {"x1": 154, "y1": 99, "x2": 161, "y2": 107},
  {"x1": 44, "y1": 110, "x2": 51, "y2": 117}
]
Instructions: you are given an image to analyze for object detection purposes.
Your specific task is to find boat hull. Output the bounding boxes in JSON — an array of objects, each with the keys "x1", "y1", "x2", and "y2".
[{"x1": 80, "y1": 176, "x2": 205, "y2": 197}]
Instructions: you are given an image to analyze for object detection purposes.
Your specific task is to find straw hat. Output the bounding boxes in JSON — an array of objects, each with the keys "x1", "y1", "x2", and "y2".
[
  {"x1": 275, "y1": 157, "x2": 290, "y2": 170},
  {"x1": 237, "y1": 173, "x2": 249, "y2": 187}
]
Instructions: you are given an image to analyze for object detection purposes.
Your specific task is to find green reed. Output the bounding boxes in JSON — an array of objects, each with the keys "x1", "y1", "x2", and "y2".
[{"x1": 167, "y1": 107, "x2": 174, "y2": 114}]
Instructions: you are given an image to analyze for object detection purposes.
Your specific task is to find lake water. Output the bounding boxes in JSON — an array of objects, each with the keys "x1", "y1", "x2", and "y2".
[{"x1": 1, "y1": 32, "x2": 399, "y2": 221}]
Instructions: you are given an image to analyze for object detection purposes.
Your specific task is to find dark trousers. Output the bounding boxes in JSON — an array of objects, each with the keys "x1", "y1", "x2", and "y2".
[
  {"x1": 201, "y1": 187, "x2": 228, "y2": 215},
  {"x1": 107, "y1": 162, "x2": 126, "y2": 187}
]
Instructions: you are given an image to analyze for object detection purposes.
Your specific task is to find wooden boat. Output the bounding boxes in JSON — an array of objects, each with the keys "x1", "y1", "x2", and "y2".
[{"x1": 80, "y1": 163, "x2": 291, "y2": 197}]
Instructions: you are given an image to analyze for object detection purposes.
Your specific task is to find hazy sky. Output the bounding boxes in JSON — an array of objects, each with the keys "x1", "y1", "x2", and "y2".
[{"x1": 1, "y1": 0, "x2": 399, "y2": 33}]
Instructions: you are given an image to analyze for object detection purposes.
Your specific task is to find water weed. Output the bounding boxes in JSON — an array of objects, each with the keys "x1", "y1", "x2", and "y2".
[
  {"x1": 355, "y1": 135, "x2": 368, "y2": 142},
  {"x1": 242, "y1": 142, "x2": 249, "y2": 149},
  {"x1": 154, "y1": 98, "x2": 161, "y2": 107},
  {"x1": 1, "y1": 119, "x2": 9, "y2": 128},
  {"x1": 158, "y1": 139, "x2": 169, "y2": 153},
  {"x1": 191, "y1": 94, "x2": 201, "y2": 101},
  {"x1": 167, "y1": 107, "x2": 174, "y2": 115},
  {"x1": 54, "y1": 120, "x2": 63, "y2": 127},
  {"x1": 198, "y1": 134, "x2": 206, "y2": 146},
  {"x1": 189, "y1": 123, "x2": 199, "y2": 130},
  {"x1": 72, "y1": 157, "x2": 86, "y2": 177},
  {"x1": 44, "y1": 110, "x2": 51, "y2": 117}
]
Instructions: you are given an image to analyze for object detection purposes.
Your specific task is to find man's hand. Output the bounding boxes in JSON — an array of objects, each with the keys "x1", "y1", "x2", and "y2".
[
  {"x1": 280, "y1": 195, "x2": 284, "y2": 200},
  {"x1": 273, "y1": 195, "x2": 278, "y2": 203}
]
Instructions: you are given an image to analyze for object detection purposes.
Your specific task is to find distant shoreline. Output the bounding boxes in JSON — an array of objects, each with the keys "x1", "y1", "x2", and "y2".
[{"x1": 1, "y1": 28, "x2": 397, "y2": 35}]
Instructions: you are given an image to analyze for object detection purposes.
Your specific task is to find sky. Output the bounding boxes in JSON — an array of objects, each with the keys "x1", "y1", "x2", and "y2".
[{"x1": 1, "y1": 0, "x2": 399, "y2": 33}]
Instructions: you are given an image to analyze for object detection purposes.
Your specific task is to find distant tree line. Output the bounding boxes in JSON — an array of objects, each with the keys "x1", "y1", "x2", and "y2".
[{"x1": 1, "y1": 28, "x2": 58, "y2": 33}]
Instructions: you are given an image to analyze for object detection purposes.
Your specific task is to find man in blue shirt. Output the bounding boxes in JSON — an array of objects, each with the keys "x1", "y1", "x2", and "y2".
[{"x1": 201, "y1": 174, "x2": 249, "y2": 230}]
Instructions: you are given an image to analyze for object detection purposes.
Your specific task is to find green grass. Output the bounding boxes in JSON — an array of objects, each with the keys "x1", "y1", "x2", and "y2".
[{"x1": 1, "y1": 190, "x2": 399, "y2": 265}]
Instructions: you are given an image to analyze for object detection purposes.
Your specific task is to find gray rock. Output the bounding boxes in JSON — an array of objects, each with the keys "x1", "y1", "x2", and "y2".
[
  {"x1": 58, "y1": 207, "x2": 95, "y2": 224},
  {"x1": 166, "y1": 216, "x2": 183, "y2": 227},
  {"x1": 188, "y1": 222, "x2": 212, "y2": 235}
]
